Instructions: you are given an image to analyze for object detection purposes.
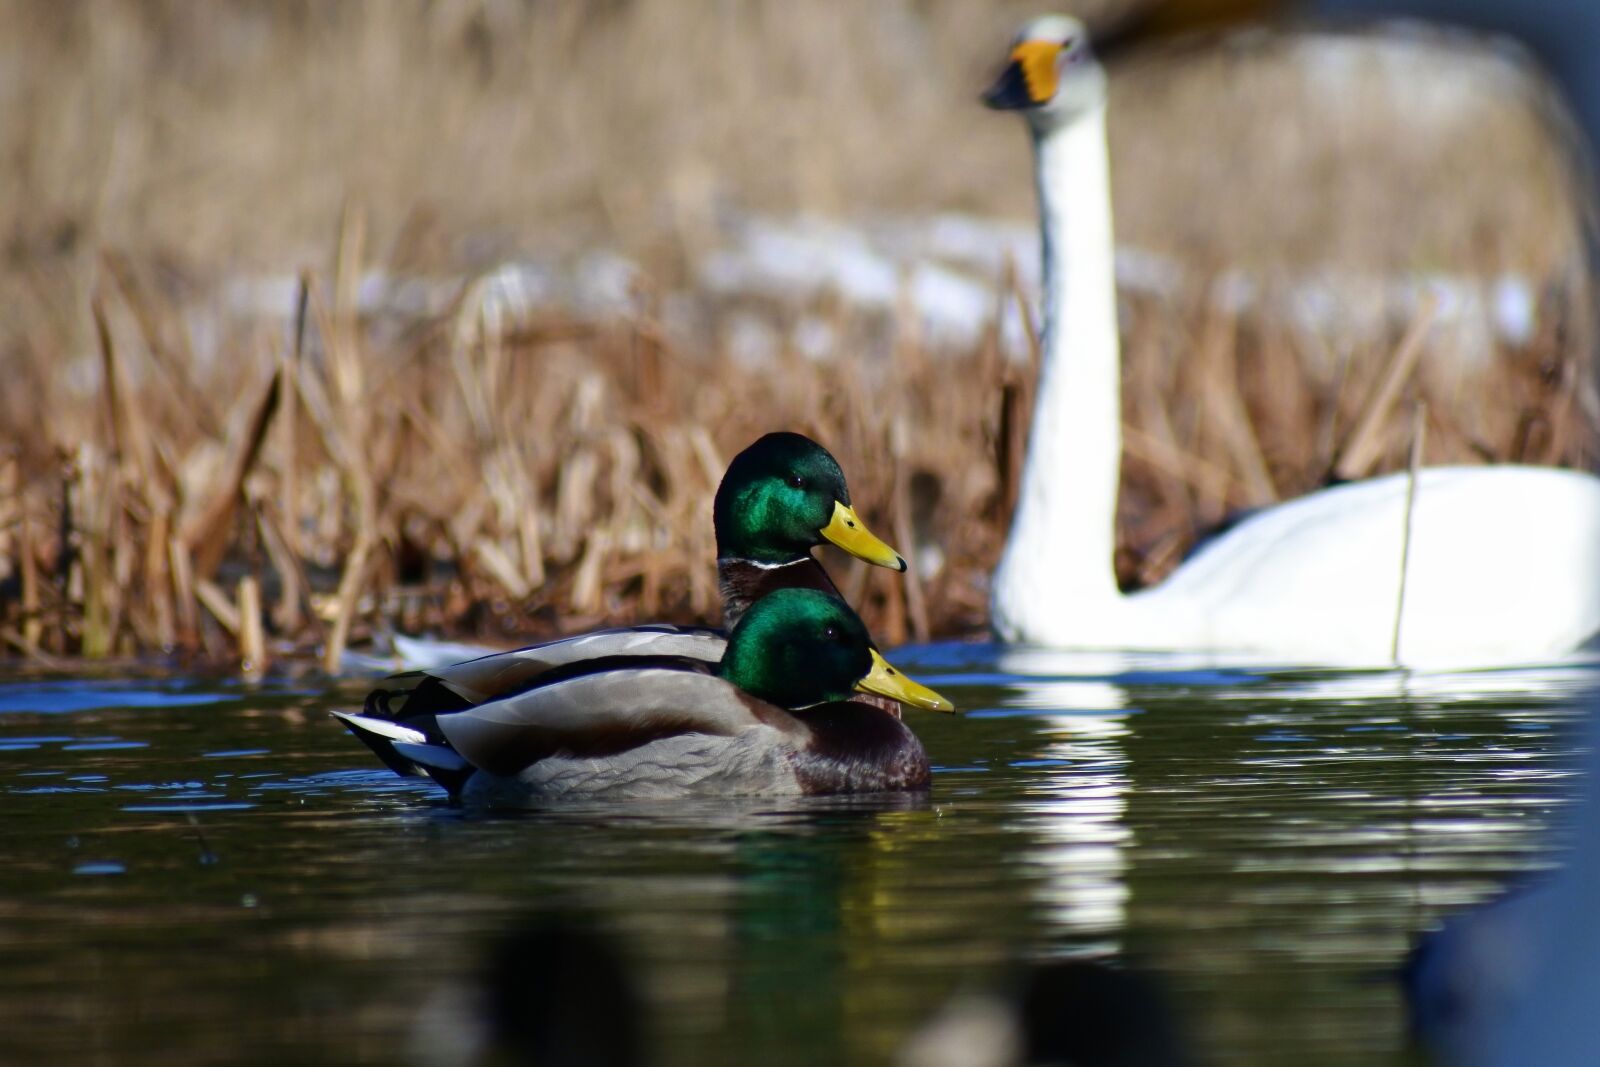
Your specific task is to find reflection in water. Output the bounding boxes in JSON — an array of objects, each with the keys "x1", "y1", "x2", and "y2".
[
  {"x1": 0, "y1": 655, "x2": 1592, "y2": 1066},
  {"x1": 930, "y1": 644, "x2": 1593, "y2": 1060},
  {"x1": 986, "y1": 649, "x2": 1135, "y2": 947},
  {"x1": 412, "y1": 910, "x2": 646, "y2": 1067},
  {"x1": 898, "y1": 958, "x2": 1192, "y2": 1067}
]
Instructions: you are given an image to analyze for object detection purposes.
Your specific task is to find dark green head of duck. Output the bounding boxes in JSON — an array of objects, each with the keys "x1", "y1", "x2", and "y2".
[
  {"x1": 713, "y1": 432, "x2": 906, "y2": 571},
  {"x1": 718, "y1": 588, "x2": 954, "y2": 713}
]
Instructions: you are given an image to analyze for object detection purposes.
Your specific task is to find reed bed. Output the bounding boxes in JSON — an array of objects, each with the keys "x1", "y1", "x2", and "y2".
[{"x1": 0, "y1": 229, "x2": 1592, "y2": 671}]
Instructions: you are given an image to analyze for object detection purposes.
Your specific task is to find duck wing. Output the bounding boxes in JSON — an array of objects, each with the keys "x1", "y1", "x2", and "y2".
[
  {"x1": 336, "y1": 646, "x2": 802, "y2": 790},
  {"x1": 364, "y1": 624, "x2": 729, "y2": 721},
  {"x1": 433, "y1": 662, "x2": 798, "y2": 777}
]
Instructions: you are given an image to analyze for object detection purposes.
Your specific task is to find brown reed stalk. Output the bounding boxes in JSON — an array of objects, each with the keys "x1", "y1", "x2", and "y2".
[
  {"x1": 161, "y1": 516, "x2": 198, "y2": 638},
  {"x1": 323, "y1": 529, "x2": 376, "y2": 674},
  {"x1": 277, "y1": 270, "x2": 309, "y2": 585},
  {"x1": 1335, "y1": 295, "x2": 1438, "y2": 481},
  {"x1": 143, "y1": 508, "x2": 176, "y2": 651},
  {"x1": 256, "y1": 501, "x2": 317, "y2": 640},
  {"x1": 238, "y1": 575, "x2": 266, "y2": 675},
  {"x1": 181, "y1": 370, "x2": 281, "y2": 580},
  {"x1": 891, "y1": 453, "x2": 930, "y2": 643},
  {"x1": 20, "y1": 511, "x2": 41, "y2": 649},
  {"x1": 307, "y1": 209, "x2": 390, "y2": 671},
  {"x1": 101, "y1": 252, "x2": 221, "y2": 439},
  {"x1": 92, "y1": 294, "x2": 150, "y2": 482},
  {"x1": 195, "y1": 578, "x2": 241, "y2": 636},
  {"x1": 571, "y1": 528, "x2": 611, "y2": 617},
  {"x1": 78, "y1": 457, "x2": 112, "y2": 659},
  {"x1": 1197, "y1": 301, "x2": 1276, "y2": 506}
]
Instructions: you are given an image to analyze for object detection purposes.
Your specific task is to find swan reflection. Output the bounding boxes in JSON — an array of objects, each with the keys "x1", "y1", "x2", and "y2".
[
  {"x1": 919, "y1": 641, "x2": 1598, "y2": 1013},
  {"x1": 986, "y1": 648, "x2": 1139, "y2": 944}
]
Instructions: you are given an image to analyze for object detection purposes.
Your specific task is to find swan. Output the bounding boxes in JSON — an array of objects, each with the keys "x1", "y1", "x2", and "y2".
[
  {"x1": 983, "y1": 14, "x2": 1600, "y2": 669},
  {"x1": 1045, "y1": 5, "x2": 1600, "y2": 1063}
]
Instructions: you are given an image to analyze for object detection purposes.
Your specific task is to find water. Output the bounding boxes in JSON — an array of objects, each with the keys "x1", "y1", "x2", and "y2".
[{"x1": 0, "y1": 647, "x2": 1592, "y2": 1066}]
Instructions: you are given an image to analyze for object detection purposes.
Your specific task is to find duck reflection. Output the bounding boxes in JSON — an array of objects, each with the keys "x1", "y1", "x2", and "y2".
[
  {"x1": 720, "y1": 803, "x2": 1049, "y2": 1063},
  {"x1": 410, "y1": 911, "x2": 646, "y2": 1067},
  {"x1": 398, "y1": 794, "x2": 1053, "y2": 1065}
]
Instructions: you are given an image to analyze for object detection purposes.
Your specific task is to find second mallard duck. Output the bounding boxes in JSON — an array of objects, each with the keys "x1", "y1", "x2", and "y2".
[
  {"x1": 335, "y1": 588, "x2": 954, "y2": 803},
  {"x1": 712, "y1": 430, "x2": 905, "y2": 626}
]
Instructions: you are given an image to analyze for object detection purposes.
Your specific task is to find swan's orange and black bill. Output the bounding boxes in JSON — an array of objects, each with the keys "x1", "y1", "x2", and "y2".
[
  {"x1": 820, "y1": 500, "x2": 907, "y2": 572},
  {"x1": 983, "y1": 40, "x2": 1061, "y2": 110},
  {"x1": 856, "y1": 648, "x2": 955, "y2": 713}
]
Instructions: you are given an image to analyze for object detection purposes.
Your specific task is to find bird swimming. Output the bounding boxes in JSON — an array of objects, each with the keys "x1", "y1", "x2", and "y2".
[
  {"x1": 983, "y1": 14, "x2": 1600, "y2": 668},
  {"x1": 712, "y1": 430, "x2": 906, "y2": 628},
  {"x1": 1050, "y1": 5, "x2": 1600, "y2": 1062},
  {"x1": 381, "y1": 430, "x2": 906, "y2": 672},
  {"x1": 334, "y1": 587, "x2": 953, "y2": 804}
]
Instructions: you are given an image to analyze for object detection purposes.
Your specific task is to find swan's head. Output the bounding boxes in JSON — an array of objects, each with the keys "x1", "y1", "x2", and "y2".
[{"x1": 982, "y1": 14, "x2": 1106, "y2": 127}]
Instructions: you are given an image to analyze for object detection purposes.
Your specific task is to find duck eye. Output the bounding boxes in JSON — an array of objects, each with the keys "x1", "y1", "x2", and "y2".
[
  {"x1": 823, "y1": 625, "x2": 839, "y2": 641},
  {"x1": 788, "y1": 474, "x2": 806, "y2": 489}
]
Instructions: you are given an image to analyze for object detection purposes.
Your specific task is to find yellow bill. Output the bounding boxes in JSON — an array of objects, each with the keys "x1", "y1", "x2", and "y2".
[
  {"x1": 1010, "y1": 40, "x2": 1061, "y2": 105},
  {"x1": 856, "y1": 648, "x2": 956, "y2": 713},
  {"x1": 821, "y1": 500, "x2": 907, "y2": 572}
]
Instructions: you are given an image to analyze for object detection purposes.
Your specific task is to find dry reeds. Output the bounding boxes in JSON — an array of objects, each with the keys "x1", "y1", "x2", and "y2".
[{"x1": 0, "y1": 242, "x2": 1592, "y2": 670}]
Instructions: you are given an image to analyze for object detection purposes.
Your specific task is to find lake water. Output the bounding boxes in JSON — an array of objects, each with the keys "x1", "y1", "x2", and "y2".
[{"x1": 1, "y1": 645, "x2": 1592, "y2": 1066}]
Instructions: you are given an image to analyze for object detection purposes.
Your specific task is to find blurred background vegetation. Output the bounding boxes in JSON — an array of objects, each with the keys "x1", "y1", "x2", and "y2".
[
  {"x1": 3, "y1": 0, "x2": 1580, "y2": 274},
  {"x1": 0, "y1": 0, "x2": 1592, "y2": 667}
]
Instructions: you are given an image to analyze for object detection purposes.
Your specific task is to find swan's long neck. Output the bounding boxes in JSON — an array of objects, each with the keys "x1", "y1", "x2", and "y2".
[{"x1": 993, "y1": 105, "x2": 1123, "y2": 634}]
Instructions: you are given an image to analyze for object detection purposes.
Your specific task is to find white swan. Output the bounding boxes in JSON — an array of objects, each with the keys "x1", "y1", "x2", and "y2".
[
  {"x1": 983, "y1": 15, "x2": 1600, "y2": 669},
  {"x1": 1036, "y1": 7, "x2": 1600, "y2": 1064}
]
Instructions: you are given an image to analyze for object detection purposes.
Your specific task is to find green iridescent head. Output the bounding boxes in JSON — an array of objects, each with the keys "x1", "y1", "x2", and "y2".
[
  {"x1": 713, "y1": 432, "x2": 906, "y2": 571},
  {"x1": 718, "y1": 588, "x2": 953, "y2": 712}
]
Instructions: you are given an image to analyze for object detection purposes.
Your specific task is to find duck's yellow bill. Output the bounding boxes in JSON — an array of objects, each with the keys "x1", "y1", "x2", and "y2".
[
  {"x1": 856, "y1": 648, "x2": 955, "y2": 713},
  {"x1": 821, "y1": 501, "x2": 906, "y2": 572}
]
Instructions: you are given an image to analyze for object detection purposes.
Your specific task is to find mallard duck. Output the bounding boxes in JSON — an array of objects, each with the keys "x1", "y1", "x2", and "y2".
[
  {"x1": 714, "y1": 430, "x2": 906, "y2": 627},
  {"x1": 334, "y1": 588, "x2": 953, "y2": 802},
  {"x1": 983, "y1": 15, "x2": 1600, "y2": 667},
  {"x1": 378, "y1": 430, "x2": 906, "y2": 673}
]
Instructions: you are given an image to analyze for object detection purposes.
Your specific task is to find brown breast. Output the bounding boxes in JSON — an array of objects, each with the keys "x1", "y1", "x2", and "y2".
[
  {"x1": 789, "y1": 701, "x2": 931, "y2": 794},
  {"x1": 717, "y1": 555, "x2": 842, "y2": 629}
]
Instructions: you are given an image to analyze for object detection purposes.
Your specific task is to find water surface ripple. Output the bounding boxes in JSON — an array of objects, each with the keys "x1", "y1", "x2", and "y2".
[{"x1": 0, "y1": 648, "x2": 1591, "y2": 1065}]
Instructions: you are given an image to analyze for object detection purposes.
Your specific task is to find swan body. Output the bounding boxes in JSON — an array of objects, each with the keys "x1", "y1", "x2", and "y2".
[
  {"x1": 1041, "y1": 7, "x2": 1600, "y2": 1063},
  {"x1": 986, "y1": 16, "x2": 1600, "y2": 667},
  {"x1": 996, "y1": 464, "x2": 1600, "y2": 667}
]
